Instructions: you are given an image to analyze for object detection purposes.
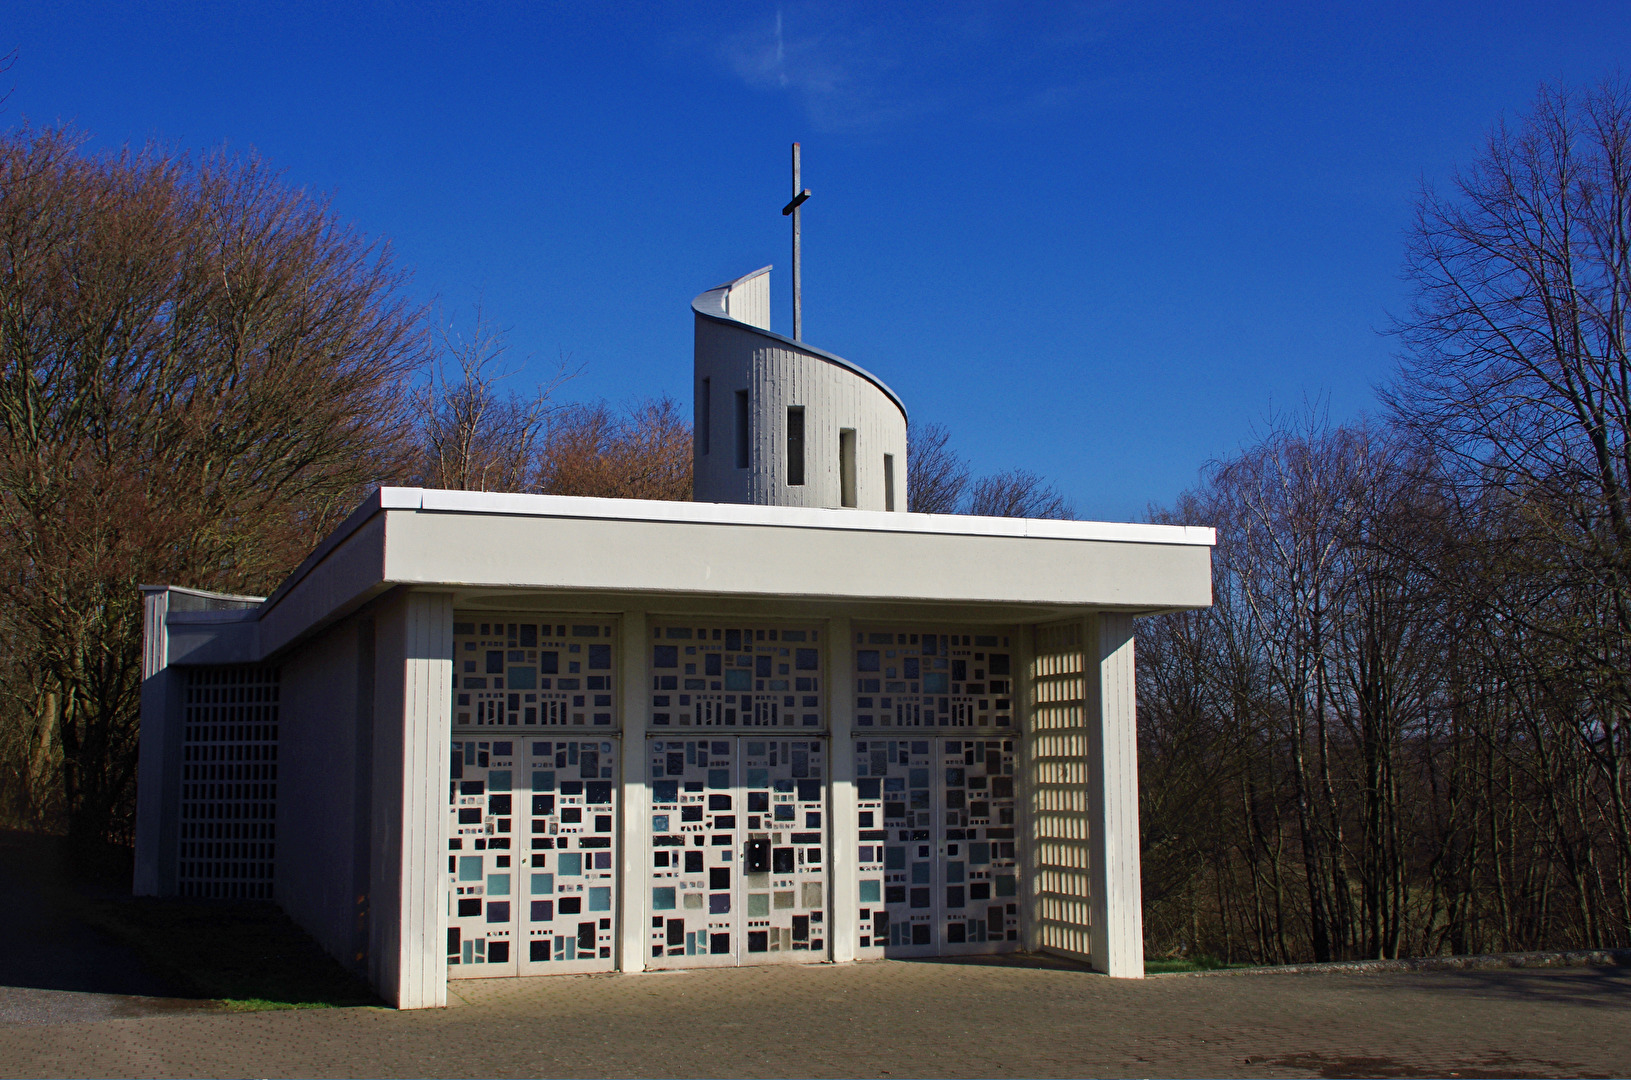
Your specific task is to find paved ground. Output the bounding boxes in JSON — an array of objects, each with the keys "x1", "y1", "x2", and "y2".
[
  {"x1": 1, "y1": 957, "x2": 1627, "y2": 1078},
  {"x1": 3, "y1": 831, "x2": 1626, "y2": 1078}
]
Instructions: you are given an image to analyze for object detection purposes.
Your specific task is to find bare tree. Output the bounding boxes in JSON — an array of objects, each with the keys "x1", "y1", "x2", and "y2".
[
  {"x1": 0, "y1": 125, "x2": 428, "y2": 841},
  {"x1": 966, "y1": 469, "x2": 1073, "y2": 520},
  {"x1": 908, "y1": 422, "x2": 1073, "y2": 518},
  {"x1": 413, "y1": 307, "x2": 575, "y2": 492},
  {"x1": 537, "y1": 397, "x2": 692, "y2": 501},
  {"x1": 907, "y1": 422, "x2": 969, "y2": 513},
  {"x1": 1387, "y1": 76, "x2": 1631, "y2": 946},
  {"x1": 1135, "y1": 78, "x2": 1631, "y2": 967}
]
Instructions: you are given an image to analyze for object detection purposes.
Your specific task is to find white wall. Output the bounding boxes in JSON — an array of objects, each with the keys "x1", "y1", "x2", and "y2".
[
  {"x1": 276, "y1": 614, "x2": 372, "y2": 975},
  {"x1": 722, "y1": 265, "x2": 771, "y2": 330}
]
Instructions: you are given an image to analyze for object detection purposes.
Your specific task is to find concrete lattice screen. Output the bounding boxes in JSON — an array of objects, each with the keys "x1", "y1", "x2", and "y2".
[
  {"x1": 1028, "y1": 621, "x2": 1094, "y2": 961},
  {"x1": 177, "y1": 666, "x2": 280, "y2": 899}
]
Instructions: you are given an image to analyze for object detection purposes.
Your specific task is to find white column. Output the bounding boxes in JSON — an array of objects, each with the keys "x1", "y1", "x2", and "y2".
[
  {"x1": 1086, "y1": 612, "x2": 1143, "y2": 977},
  {"x1": 826, "y1": 616, "x2": 857, "y2": 962},
  {"x1": 372, "y1": 591, "x2": 453, "y2": 1009},
  {"x1": 617, "y1": 611, "x2": 650, "y2": 971}
]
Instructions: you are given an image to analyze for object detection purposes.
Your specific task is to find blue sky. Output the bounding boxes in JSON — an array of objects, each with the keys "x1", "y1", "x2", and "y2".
[{"x1": 4, "y1": 2, "x2": 1627, "y2": 521}]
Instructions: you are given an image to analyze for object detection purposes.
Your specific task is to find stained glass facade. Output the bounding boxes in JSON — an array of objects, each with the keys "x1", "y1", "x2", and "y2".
[{"x1": 853, "y1": 629, "x2": 1014, "y2": 729}]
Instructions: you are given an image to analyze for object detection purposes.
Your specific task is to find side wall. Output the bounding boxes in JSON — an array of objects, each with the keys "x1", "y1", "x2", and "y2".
[
  {"x1": 276, "y1": 589, "x2": 453, "y2": 1009},
  {"x1": 276, "y1": 613, "x2": 370, "y2": 972}
]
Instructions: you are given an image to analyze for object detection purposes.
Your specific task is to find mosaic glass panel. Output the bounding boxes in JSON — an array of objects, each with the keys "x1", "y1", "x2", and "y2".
[
  {"x1": 647, "y1": 737, "x2": 827, "y2": 968},
  {"x1": 447, "y1": 737, "x2": 617, "y2": 978},
  {"x1": 451, "y1": 617, "x2": 617, "y2": 729},
  {"x1": 852, "y1": 629, "x2": 1013, "y2": 729},
  {"x1": 649, "y1": 624, "x2": 822, "y2": 729},
  {"x1": 854, "y1": 737, "x2": 1018, "y2": 957},
  {"x1": 178, "y1": 666, "x2": 279, "y2": 900}
]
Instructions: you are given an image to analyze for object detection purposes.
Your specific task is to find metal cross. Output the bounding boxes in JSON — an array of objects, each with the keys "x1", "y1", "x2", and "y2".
[{"x1": 782, "y1": 142, "x2": 811, "y2": 341}]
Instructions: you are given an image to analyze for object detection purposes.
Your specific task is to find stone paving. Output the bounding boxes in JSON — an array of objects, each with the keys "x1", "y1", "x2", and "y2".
[{"x1": 1, "y1": 955, "x2": 1627, "y2": 1079}]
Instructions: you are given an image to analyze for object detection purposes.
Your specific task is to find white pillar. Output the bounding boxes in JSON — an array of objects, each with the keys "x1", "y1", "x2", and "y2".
[
  {"x1": 826, "y1": 616, "x2": 856, "y2": 962},
  {"x1": 1086, "y1": 612, "x2": 1143, "y2": 977},
  {"x1": 617, "y1": 611, "x2": 650, "y2": 971},
  {"x1": 371, "y1": 590, "x2": 453, "y2": 1009}
]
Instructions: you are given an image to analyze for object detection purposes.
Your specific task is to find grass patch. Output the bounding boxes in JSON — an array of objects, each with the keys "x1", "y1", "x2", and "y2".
[
  {"x1": 77, "y1": 896, "x2": 380, "y2": 1010},
  {"x1": 1144, "y1": 955, "x2": 1254, "y2": 974}
]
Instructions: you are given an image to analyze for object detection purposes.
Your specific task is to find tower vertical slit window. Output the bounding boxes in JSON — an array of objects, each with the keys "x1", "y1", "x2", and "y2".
[
  {"x1": 884, "y1": 453, "x2": 896, "y2": 511},
  {"x1": 840, "y1": 428, "x2": 858, "y2": 508},
  {"x1": 699, "y1": 378, "x2": 711, "y2": 455},
  {"x1": 735, "y1": 390, "x2": 751, "y2": 469},
  {"x1": 787, "y1": 407, "x2": 806, "y2": 486}
]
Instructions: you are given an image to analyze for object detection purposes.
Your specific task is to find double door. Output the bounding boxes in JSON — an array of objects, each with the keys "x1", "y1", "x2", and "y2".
[
  {"x1": 854, "y1": 737, "x2": 1019, "y2": 957},
  {"x1": 647, "y1": 737, "x2": 827, "y2": 967},
  {"x1": 447, "y1": 737, "x2": 618, "y2": 977}
]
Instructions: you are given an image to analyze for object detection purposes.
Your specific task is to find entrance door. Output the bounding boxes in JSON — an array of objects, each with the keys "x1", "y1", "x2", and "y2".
[
  {"x1": 448, "y1": 737, "x2": 618, "y2": 978},
  {"x1": 647, "y1": 737, "x2": 827, "y2": 967},
  {"x1": 854, "y1": 737, "x2": 1019, "y2": 957}
]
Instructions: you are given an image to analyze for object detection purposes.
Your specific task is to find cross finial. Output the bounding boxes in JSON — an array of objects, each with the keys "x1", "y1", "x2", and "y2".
[{"x1": 782, "y1": 142, "x2": 811, "y2": 341}]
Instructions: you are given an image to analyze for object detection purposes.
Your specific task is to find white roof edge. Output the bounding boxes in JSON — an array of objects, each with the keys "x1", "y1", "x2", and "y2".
[
  {"x1": 405, "y1": 488, "x2": 1216, "y2": 547},
  {"x1": 256, "y1": 486, "x2": 397, "y2": 612},
  {"x1": 139, "y1": 584, "x2": 268, "y2": 603}
]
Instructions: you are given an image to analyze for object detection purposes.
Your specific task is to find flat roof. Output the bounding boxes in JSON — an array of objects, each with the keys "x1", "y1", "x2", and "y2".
[{"x1": 410, "y1": 489, "x2": 1215, "y2": 544}]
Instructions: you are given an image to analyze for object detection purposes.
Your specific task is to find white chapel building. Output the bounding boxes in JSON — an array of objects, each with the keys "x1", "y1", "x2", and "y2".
[{"x1": 133, "y1": 266, "x2": 1215, "y2": 1008}]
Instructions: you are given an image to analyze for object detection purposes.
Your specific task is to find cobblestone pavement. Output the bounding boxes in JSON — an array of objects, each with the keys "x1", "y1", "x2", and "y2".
[{"x1": 0, "y1": 956, "x2": 1626, "y2": 1079}]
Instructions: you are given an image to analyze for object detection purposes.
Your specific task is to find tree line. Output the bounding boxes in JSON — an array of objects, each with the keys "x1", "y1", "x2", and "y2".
[{"x1": 1138, "y1": 78, "x2": 1631, "y2": 961}]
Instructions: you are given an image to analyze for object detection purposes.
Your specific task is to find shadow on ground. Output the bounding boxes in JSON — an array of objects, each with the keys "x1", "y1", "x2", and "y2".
[
  {"x1": 1259, "y1": 1049, "x2": 1610, "y2": 1079},
  {"x1": 897, "y1": 950, "x2": 1098, "y2": 973},
  {"x1": 0, "y1": 830, "x2": 378, "y2": 1017},
  {"x1": 0, "y1": 831, "x2": 181, "y2": 1000},
  {"x1": 1337, "y1": 965, "x2": 1631, "y2": 1010}
]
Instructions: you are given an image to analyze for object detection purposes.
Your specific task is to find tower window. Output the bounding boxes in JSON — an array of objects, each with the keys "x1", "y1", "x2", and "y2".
[
  {"x1": 787, "y1": 407, "x2": 806, "y2": 486},
  {"x1": 839, "y1": 428, "x2": 857, "y2": 508},
  {"x1": 884, "y1": 453, "x2": 896, "y2": 511},
  {"x1": 699, "y1": 378, "x2": 711, "y2": 455},
  {"x1": 735, "y1": 390, "x2": 750, "y2": 469}
]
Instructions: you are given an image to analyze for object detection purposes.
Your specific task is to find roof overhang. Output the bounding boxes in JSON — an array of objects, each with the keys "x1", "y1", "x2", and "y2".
[{"x1": 168, "y1": 487, "x2": 1215, "y2": 663}]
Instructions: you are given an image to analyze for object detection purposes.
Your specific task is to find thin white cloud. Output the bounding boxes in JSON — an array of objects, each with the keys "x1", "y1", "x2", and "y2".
[
  {"x1": 718, "y1": 2, "x2": 1131, "y2": 135},
  {"x1": 721, "y1": 6, "x2": 916, "y2": 134}
]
